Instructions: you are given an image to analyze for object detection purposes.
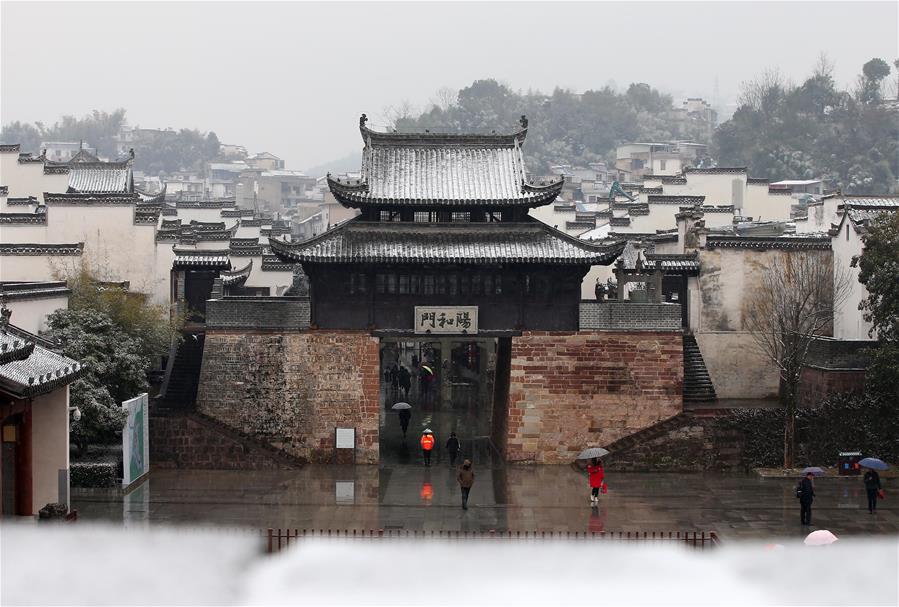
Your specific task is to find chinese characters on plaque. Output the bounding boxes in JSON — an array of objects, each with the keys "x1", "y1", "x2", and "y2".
[{"x1": 414, "y1": 306, "x2": 478, "y2": 334}]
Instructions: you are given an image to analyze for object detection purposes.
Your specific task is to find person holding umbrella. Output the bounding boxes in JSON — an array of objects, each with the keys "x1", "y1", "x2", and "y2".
[
  {"x1": 576, "y1": 447, "x2": 609, "y2": 505},
  {"x1": 587, "y1": 458, "x2": 606, "y2": 505},
  {"x1": 861, "y1": 458, "x2": 887, "y2": 514},
  {"x1": 420, "y1": 429, "x2": 435, "y2": 467},
  {"x1": 392, "y1": 403, "x2": 412, "y2": 438},
  {"x1": 797, "y1": 471, "x2": 816, "y2": 525}
]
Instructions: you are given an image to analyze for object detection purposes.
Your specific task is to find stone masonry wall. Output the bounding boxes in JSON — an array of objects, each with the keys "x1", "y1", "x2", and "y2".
[
  {"x1": 505, "y1": 331, "x2": 683, "y2": 463},
  {"x1": 196, "y1": 330, "x2": 380, "y2": 464}
]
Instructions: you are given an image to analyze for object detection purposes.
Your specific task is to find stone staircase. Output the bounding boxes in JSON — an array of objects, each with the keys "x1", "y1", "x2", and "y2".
[
  {"x1": 604, "y1": 413, "x2": 693, "y2": 455},
  {"x1": 604, "y1": 412, "x2": 745, "y2": 471},
  {"x1": 683, "y1": 333, "x2": 717, "y2": 403},
  {"x1": 158, "y1": 333, "x2": 205, "y2": 409},
  {"x1": 149, "y1": 409, "x2": 307, "y2": 470}
]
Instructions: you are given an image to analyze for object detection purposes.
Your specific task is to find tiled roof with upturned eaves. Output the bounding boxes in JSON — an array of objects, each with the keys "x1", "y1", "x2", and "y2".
[
  {"x1": 269, "y1": 218, "x2": 624, "y2": 266},
  {"x1": 327, "y1": 120, "x2": 563, "y2": 208},
  {"x1": 0, "y1": 243, "x2": 84, "y2": 256}
]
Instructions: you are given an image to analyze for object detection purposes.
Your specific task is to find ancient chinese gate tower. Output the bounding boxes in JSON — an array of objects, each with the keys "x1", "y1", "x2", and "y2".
[{"x1": 196, "y1": 116, "x2": 684, "y2": 464}]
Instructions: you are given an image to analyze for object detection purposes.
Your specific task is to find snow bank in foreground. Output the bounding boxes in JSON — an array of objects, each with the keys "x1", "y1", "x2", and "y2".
[{"x1": 2, "y1": 525, "x2": 897, "y2": 606}]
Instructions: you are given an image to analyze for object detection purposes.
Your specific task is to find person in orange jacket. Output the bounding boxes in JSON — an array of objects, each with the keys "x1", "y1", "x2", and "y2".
[{"x1": 420, "y1": 429, "x2": 435, "y2": 467}]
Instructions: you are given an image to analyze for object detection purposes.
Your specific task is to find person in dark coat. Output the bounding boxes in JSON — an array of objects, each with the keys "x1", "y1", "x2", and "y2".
[
  {"x1": 397, "y1": 408, "x2": 411, "y2": 438},
  {"x1": 863, "y1": 468, "x2": 882, "y2": 514},
  {"x1": 397, "y1": 366, "x2": 411, "y2": 399},
  {"x1": 457, "y1": 459, "x2": 475, "y2": 510},
  {"x1": 445, "y1": 432, "x2": 461, "y2": 466},
  {"x1": 797, "y1": 472, "x2": 815, "y2": 525}
]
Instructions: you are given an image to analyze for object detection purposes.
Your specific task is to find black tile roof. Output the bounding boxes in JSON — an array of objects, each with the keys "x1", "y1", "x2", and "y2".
[
  {"x1": 44, "y1": 192, "x2": 141, "y2": 205},
  {"x1": 648, "y1": 195, "x2": 706, "y2": 205},
  {"x1": 705, "y1": 235, "x2": 831, "y2": 250},
  {"x1": 0, "y1": 243, "x2": 84, "y2": 256},
  {"x1": 0, "y1": 144, "x2": 21, "y2": 152},
  {"x1": 0, "y1": 212, "x2": 46, "y2": 225},
  {"x1": 328, "y1": 119, "x2": 563, "y2": 209},
  {"x1": 172, "y1": 248, "x2": 232, "y2": 269},
  {"x1": 5, "y1": 196, "x2": 38, "y2": 206},
  {"x1": 270, "y1": 218, "x2": 624, "y2": 266},
  {"x1": 221, "y1": 260, "x2": 253, "y2": 287},
  {"x1": 66, "y1": 161, "x2": 133, "y2": 193},
  {"x1": 685, "y1": 167, "x2": 747, "y2": 175},
  {"x1": 0, "y1": 281, "x2": 70, "y2": 301},
  {"x1": 0, "y1": 324, "x2": 85, "y2": 397}
]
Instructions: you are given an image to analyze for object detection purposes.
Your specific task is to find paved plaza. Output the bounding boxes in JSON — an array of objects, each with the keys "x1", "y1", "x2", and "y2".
[{"x1": 73, "y1": 463, "x2": 897, "y2": 541}]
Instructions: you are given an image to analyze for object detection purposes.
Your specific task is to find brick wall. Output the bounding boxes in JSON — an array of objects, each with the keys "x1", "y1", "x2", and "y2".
[
  {"x1": 196, "y1": 330, "x2": 380, "y2": 463},
  {"x1": 798, "y1": 367, "x2": 867, "y2": 406},
  {"x1": 205, "y1": 297, "x2": 310, "y2": 330},
  {"x1": 505, "y1": 331, "x2": 683, "y2": 463},
  {"x1": 579, "y1": 302, "x2": 681, "y2": 331}
]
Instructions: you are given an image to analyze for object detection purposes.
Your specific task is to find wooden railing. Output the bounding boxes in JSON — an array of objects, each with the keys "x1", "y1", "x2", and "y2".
[{"x1": 265, "y1": 528, "x2": 719, "y2": 553}]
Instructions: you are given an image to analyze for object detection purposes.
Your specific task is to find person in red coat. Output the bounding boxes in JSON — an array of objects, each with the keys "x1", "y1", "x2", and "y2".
[{"x1": 587, "y1": 458, "x2": 606, "y2": 505}]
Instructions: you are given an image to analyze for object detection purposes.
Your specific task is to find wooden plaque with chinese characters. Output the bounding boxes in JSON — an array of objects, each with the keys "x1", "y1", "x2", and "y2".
[{"x1": 414, "y1": 306, "x2": 478, "y2": 334}]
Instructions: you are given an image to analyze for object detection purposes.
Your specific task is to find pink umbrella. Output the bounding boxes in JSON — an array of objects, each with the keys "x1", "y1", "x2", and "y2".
[{"x1": 804, "y1": 530, "x2": 839, "y2": 546}]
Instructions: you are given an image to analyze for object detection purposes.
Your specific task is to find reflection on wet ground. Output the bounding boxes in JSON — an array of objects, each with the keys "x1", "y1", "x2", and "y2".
[{"x1": 73, "y1": 465, "x2": 897, "y2": 540}]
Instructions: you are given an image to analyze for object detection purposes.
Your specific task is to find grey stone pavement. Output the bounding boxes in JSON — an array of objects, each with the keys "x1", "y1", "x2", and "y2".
[{"x1": 73, "y1": 462, "x2": 897, "y2": 541}]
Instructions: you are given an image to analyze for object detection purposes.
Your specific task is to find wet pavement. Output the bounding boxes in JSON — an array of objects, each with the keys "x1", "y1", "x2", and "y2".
[{"x1": 73, "y1": 464, "x2": 897, "y2": 541}]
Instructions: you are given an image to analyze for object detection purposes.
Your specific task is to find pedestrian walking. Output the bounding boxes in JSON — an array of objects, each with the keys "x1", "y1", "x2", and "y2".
[
  {"x1": 398, "y1": 408, "x2": 411, "y2": 438},
  {"x1": 587, "y1": 458, "x2": 606, "y2": 505},
  {"x1": 457, "y1": 459, "x2": 475, "y2": 510},
  {"x1": 420, "y1": 429, "x2": 435, "y2": 467},
  {"x1": 863, "y1": 468, "x2": 882, "y2": 514},
  {"x1": 446, "y1": 432, "x2": 461, "y2": 466},
  {"x1": 398, "y1": 366, "x2": 411, "y2": 399},
  {"x1": 797, "y1": 472, "x2": 815, "y2": 525}
]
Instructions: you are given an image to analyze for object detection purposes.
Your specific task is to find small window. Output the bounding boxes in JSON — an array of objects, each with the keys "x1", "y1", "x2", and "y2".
[
  {"x1": 472, "y1": 274, "x2": 482, "y2": 295},
  {"x1": 410, "y1": 275, "x2": 421, "y2": 295},
  {"x1": 414, "y1": 211, "x2": 431, "y2": 223},
  {"x1": 448, "y1": 274, "x2": 458, "y2": 296},
  {"x1": 659, "y1": 159, "x2": 667, "y2": 171},
  {"x1": 494, "y1": 275, "x2": 503, "y2": 295},
  {"x1": 436, "y1": 275, "x2": 447, "y2": 295},
  {"x1": 387, "y1": 274, "x2": 397, "y2": 294},
  {"x1": 375, "y1": 274, "x2": 386, "y2": 294},
  {"x1": 423, "y1": 275, "x2": 435, "y2": 295},
  {"x1": 451, "y1": 212, "x2": 471, "y2": 223},
  {"x1": 846, "y1": 224, "x2": 849, "y2": 241},
  {"x1": 398, "y1": 275, "x2": 410, "y2": 295},
  {"x1": 484, "y1": 275, "x2": 493, "y2": 295}
]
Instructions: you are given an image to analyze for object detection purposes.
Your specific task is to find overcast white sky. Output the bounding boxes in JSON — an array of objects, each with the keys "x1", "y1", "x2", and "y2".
[{"x1": 2, "y1": 1, "x2": 897, "y2": 171}]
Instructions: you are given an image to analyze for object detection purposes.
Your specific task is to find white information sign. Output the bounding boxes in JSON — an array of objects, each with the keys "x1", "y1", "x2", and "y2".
[
  {"x1": 335, "y1": 427, "x2": 355, "y2": 449},
  {"x1": 414, "y1": 306, "x2": 478, "y2": 334},
  {"x1": 121, "y1": 393, "x2": 150, "y2": 487}
]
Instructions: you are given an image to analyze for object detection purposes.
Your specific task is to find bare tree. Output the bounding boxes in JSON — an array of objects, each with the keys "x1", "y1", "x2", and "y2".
[
  {"x1": 381, "y1": 100, "x2": 418, "y2": 129},
  {"x1": 742, "y1": 252, "x2": 851, "y2": 468},
  {"x1": 430, "y1": 86, "x2": 458, "y2": 112},
  {"x1": 738, "y1": 68, "x2": 792, "y2": 113}
]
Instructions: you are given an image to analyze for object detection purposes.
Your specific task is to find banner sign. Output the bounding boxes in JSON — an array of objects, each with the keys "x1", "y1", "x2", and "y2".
[
  {"x1": 121, "y1": 393, "x2": 150, "y2": 487},
  {"x1": 414, "y1": 306, "x2": 478, "y2": 334}
]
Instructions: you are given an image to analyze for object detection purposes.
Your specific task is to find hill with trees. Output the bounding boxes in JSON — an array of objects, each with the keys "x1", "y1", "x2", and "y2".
[
  {"x1": 715, "y1": 57, "x2": 898, "y2": 193},
  {"x1": 0, "y1": 109, "x2": 221, "y2": 176},
  {"x1": 390, "y1": 79, "x2": 711, "y2": 173}
]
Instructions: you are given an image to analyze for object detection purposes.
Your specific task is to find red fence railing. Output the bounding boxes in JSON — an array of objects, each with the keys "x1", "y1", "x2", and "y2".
[{"x1": 265, "y1": 528, "x2": 720, "y2": 553}]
